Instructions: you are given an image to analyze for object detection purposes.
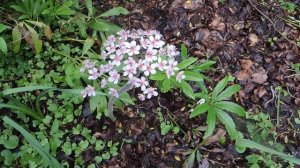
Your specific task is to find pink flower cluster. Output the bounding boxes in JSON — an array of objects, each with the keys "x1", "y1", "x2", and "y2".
[{"x1": 81, "y1": 29, "x2": 185, "y2": 100}]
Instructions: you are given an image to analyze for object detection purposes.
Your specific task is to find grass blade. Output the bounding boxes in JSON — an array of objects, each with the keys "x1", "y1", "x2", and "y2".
[
  {"x1": 236, "y1": 139, "x2": 300, "y2": 165},
  {"x1": 2, "y1": 117, "x2": 63, "y2": 168}
]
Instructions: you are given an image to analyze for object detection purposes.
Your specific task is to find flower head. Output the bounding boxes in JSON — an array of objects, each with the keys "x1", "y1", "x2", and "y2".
[
  {"x1": 176, "y1": 71, "x2": 185, "y2": 83},
  {"x1": 144, "y1": 87, "x2": 158, "y2": 99},
  {"x1": 109, "y1": 88, "x2": 119, "y2": 98}
]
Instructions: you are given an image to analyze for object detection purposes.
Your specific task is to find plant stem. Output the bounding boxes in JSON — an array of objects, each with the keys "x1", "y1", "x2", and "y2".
[{"x1": 107, "y1": 82, "x2": 133, "y2": 121}]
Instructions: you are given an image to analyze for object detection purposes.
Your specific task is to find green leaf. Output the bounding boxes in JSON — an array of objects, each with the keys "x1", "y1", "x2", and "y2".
[
  {"x1": 162, "y1": 79, "x2": 171, "y2": 92},
  {"x1": 160, "y1": 123, "x2": 172, "y2": 135},
  {"x1": 214, "y1": 101, "x2": 246, "y2": 117},
  {"x1": 90, "y1": 95, "x2": 101, "y2": 112},
  {"x1": 1, "y1": 135, "x2": 19, "y2": 149},
  {"x1": 181, "y1": 81, "x2": 195, "y2": 99},
  {"x1": 149, "y1": 72, "x2": 166, "y2": 81},
  {"x1": 1, "y1": 150, "x2": 15, "y2": 166},
  {"x1": 85, "y1": 0, "x2": 93, "y2": 17},
  {"x1": 55, "y1": 1, "x2": 73, "y2": 16},
  {"x1": 236, "y1": 139, "x2": 300, "y2": 165},
  {"x1": 119, "y1": 92, "x2": 134, "y2": 105},
  {"x1": 203, "y1": 108, "x2": 217, "y2": 139},
  {"x1": 3, "y1": 117, "x2": 63, "y2": 168},
  {"x1": 0, "y1": 37, "x2": 7, "y2": 53},
  {"x1": 50, "y1": 119, "x2": 59, "y2": 136},
  {"x1": 0, "y1": 23, "x2": 8, "y2": 33},
  {"x1": 191, "y1": 60, "x2": 216, "y2": 71},
  {"x1": 12, "y1": 26, "x2": 22, "y2": 53},
  {"x1": 217, "y1": 85, "x2": 241, "y2": 101},
  {"x1": 183, "y1": 150, "x2": 195, "y2": 168},
  {"x1": 177, "y1": 58, "x2": 197, "y2": 70},
  {"x1": 82, "y1": 38, "x2": 94, "y2": 56},
  {"x1": 89, "y1": 19, "x2": 121, "y2": 32},
  {"x1": 184, "y1": 71, "x2": 204, "y2": 81},
  {"x1": 216, "y1": 109, "x2": 238, "y2": 139},
  {"x1": 189, "y1": 103, "x2": 209, "y2": 118},
  {"x1": 100, "y1": 7, "x2": 129, "y2": 17},
  {"x1": 212, "y1": 76, "x2": 229, "y2": 100},
  {"x1": 180, "y1": 44, "x2": 188, "y2": 59},
  {"x1": 25, "y1": 24, "x2": 42, "y2": 53},
  {"x1": 0, "y1": 103, "x2": 43, "y2": 121}
]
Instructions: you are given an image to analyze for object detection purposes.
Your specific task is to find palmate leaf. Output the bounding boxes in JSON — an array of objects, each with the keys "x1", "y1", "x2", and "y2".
[
  {"x1": 203, "y1": 107, "x2": 217, "y2": 139},
  {"x1": 236, "y1": 139, "x2": 300, "y2": 165},
  {"x1": 214, "y1": 101, "x2": 246, "y2": 117},
  {"x1": 3, "y1": 117, "x2": 63, "y2": 168}
]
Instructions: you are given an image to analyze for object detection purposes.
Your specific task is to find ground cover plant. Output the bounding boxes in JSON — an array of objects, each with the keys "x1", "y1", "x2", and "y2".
[{"x1": 1, "y1": 0, "x2": 300, "y2": 167}]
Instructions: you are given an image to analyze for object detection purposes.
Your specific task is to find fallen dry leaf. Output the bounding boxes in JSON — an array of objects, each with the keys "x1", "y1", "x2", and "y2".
[
  {"x1": 254, "y1": 86, "x2": 267, "y2": 97},
  {"x1": 249, "y1": 33, "x2": 259, "y2": 46},
  {"x1": 241, "y1": 59, "x2": 253, "y2": 70},
  {"x1": 251, "y1": 69, "x2": 268, "y2": 84},
  {"x1": 203, "y1": 128, "x2": 226, "y2": 146},
  {"x1": 236, "y1": 70, "x2": 250, "y2": 81},
  {"x1": 209, "y1": 14, "x2": 225, "y2": 31}
]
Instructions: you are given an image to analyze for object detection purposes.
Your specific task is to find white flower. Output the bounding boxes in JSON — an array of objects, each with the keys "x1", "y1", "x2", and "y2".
[
  {"x1": 110, "y1": 53, "x2": 123, "y2": 66},
  {"x1": 129, "y1": 77, "x2": 141, "y2": 87},
  {"x1": 109, "y1": 88, "x2": 119, "y2": 98},
  {"x1": 166, "y1": 68, "x2": 175, "y2": 79},
  {"x1": 81, "y1": 89, "x2": 87, "y2": 98},
  {"x1": 167, "y1": 44, "x2": 179, "y2": 57},
  {"x1": 107, "y1": 35, "x2": 116, "y2": 44},
  {"x1": 142, "y1": 63, "x2": 157, "y2": 76},
  {"x1": 124, "y1": 57, "x2": 136, "y2": 67},
  {"x1": 144, "y1": 87, "x2": 158, "y2": 99},
  {"x1": 106, "y1": 44, "x2": 116, "y2": 54},
  {"x1": 88, "y1": 68, "x2": 100, "y2": 80},
  {"x1": 125, "y1": 41, "x2": 141, "y2": 56},
  {"x1": 123, "y1": 65, "x2": 137, "y2": 78},
  {"x1": 82, "y1": 85, "x2": 96, "y2": 98},
  {"x1": 117, "y1": 30, "x2": 128, "y2": 40},
  {"x1": 101, "y1": 78, "x2": 107, "y2": 88},
  {"x1": 148, "y1": 35, "x2": 164, "y2": 48},
  {"x1": 140, "y1": 38, "x2": 148, "y2": 49},
  {"x1": 101, "y1": 51, "x2": 108, "y2": 60},
  {"x1": 145, "y1": 48, "x2": 158, "y2": 62},
  {"x1": 138, "y1": 94, "x2": 145, "y2": 101},
  {"x1": 80, "y1": 59, "x2": 96, "y2": 73},
  {"x1": 129, "y1": 30, "x2": 139, "y2": 39},
  {"x1": 138, "y1": 76, "x2": 149, "y2": 91},
  {"x1": 108, "y1": 70, "x2": 120, "y2": 84},
  {"x1": 104, "y1": 61, "x2": 114, "y2": 72},
  {"x1": 157, "y1": 57, "x2": 167, "y2": 71},
  {"x1": 176, "y1": 71, "x2": 185, "y2": 83},
  {"x1": 137, "y1": 59, "x2": 145, "y2": 71},
  {"x1": 197, "y1": 98, "x2": 206, "y2": 105}
]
